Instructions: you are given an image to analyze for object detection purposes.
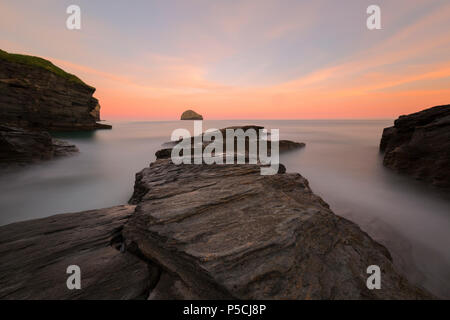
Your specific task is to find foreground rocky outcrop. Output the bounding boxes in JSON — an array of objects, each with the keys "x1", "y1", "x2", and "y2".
[
  {"x1": 181, "y1": 109, "x2": 203, "y2": 120},
  {"x1": 0, "y1": 125, "x2": 78, "y2": 164},
  {"x1": 0, "y1": 205, "x2": 159, "y2": 299},
  {"x1": 0, "y1": 49, "x2": 111, "y2": 131},
  {"x1": 123, "y1": 159, "x2": 432, "y2": 299},
  {"x1": 380, "y1": 105, "x2": 450, "y2": 189},
  {"x1": 0, "y1": 127, "x2": 434, "y2": 299}
]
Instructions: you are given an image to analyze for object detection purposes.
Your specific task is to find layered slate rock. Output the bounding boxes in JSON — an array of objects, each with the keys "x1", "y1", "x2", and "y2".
[
  {"x1": 0, "y1": 125, "x2": 78, "y2": 164},
  {"x1": 380, "y1": 105, "x2": 450, "y2": 189},
  {"x1": 158, "y1": 125, "x2": 305, "y2": 159},
  {"x1": 0, "y1": 205, "x2": 159, "y2": 300},
  {"x1": 0, "y1": 49, "x2": 111, "y2": 131},
  {"x1": 0, "y1": 155, "x2": 434, "y2": 299},
  {"x1": 124, "y1": 158, "x2": 432, "y2": 299},
  {"x1": 181, "y1": 109, "x2": 203, "y2": 120}
]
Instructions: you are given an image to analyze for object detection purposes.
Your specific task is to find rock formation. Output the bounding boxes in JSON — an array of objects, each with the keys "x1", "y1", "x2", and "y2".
[
  {"x1": 0, "y1": 128, "x2": 433, "y2": 299},
  {"x1": 159, "y1": 125, "x2": 306, "y2": 158},
  {"x1": 181, "y1": 109, "x2": 203, "y2": 120},
  {"x1": 124, "y1": 158, "x2": 432, "y2": 299},
  {"x1": 0, "y1": 49, "x2": 111, "y2": 131},
  {"x1": 380, "y1": 105, "x2": 450, "y2": 189},
  {"x1": 0, "y1": 205, "x2": 158, "y2": 299},
  {"x1": 0, "y1": 49, "x2": 112, "y2": 164},
  {"x1": 0, "y1": 125, "x2": 78, "y2": 164}
]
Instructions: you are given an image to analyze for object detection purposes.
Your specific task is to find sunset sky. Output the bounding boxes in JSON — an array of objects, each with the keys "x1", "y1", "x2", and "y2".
[{"x1": 1, "y1": 0, "x2": 450, "y2": 120}]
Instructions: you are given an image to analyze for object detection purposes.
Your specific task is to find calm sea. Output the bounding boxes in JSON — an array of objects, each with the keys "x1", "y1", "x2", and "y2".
[{"x1": 1, "y1": 120, "x2": 449, "y2": 298}]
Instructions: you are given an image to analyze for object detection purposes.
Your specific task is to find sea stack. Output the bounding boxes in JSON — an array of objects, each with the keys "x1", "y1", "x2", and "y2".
[
  {"x1": 380, "y1": 104, "x2": 450, "y2": 189},
  {"x1": 181, "y1": 109, "x2": 203, "y2": 120}
]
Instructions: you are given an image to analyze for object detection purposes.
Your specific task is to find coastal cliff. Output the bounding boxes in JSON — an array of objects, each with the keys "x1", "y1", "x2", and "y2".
[
  {"x1": 380, "y1": 105, "x2": 450, "y2": 189},
  {"x1": 0, "y1": 49, "x2": 110, "y2": 131},
  {"x1": 0, "y1": 49, "x2": 111, "y2": 164},
  {"x1": 0, "y1": 126, "x2": 433, "y2": 299}
]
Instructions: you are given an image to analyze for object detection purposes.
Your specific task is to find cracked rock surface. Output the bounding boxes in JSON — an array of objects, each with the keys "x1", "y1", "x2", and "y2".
[
  {"x1": 0, "y1": 205, "x2": 158, "y2": 300},
  {"x1": 124, "y1": 158, "x2": 433, "y2": 299},
  {"x1": 0, "y1": 148, "x2": 434, "y2": 300}
]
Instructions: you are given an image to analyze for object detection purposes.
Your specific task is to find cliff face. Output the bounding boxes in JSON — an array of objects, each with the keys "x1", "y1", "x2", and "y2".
[
  {"x1": 380, "y1": 105, "x2": 450, "y2": 189},
  {"x1": 0, "y1": 50, "x2": 110, "y2": 131}
]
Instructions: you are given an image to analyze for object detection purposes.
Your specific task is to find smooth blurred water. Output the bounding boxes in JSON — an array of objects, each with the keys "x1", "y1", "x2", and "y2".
[{"x1": 0, "y1": 120, "x2": 449, "y2": 298}]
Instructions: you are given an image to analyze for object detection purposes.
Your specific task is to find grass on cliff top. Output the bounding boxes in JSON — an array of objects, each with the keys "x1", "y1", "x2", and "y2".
[{"x1": 0, "y1": 49, "x2": 90, "y2": 87}]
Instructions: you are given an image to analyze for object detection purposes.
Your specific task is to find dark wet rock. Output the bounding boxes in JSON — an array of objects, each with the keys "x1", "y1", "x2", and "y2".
[
  {"x1": 155, "y1": 148, "x2": 172, "y2": 160},
  {"x1": 180, "y1": 109, "x2": 203, "y2": 120},
  {"x1": 156, "y1": 125, "x2": 305, "y2": 160},
  {"x1": 124, "y1": 157, "x2": 433, "y2": 299},
  {"x1": 0, "y1": 125, "x2": 78, "y2": 164},
  {"x1": 0, "y1": 125, "x2": 53, "y2": 163},
  {"x1": 52, "y1": 138, "x2": 79, "y2": 157},
  {"x1": 0, "y1": 50, "x2": 111, "y2": 131},
  {"x1": 380, "y1": 105, "x2": 450, "y2": 189},
  {"x1": 148, "y1": 272, "x2": 201, "y2": 300},
  {"x1": 0, "y1": 205, "x2": 160, "y2": 300},
  {"x1": 277, "y1": 163, "x2": 286, "y2": 174},
  {"x1": 279, "y1": 140, "x2": 306, "y2": 152}
]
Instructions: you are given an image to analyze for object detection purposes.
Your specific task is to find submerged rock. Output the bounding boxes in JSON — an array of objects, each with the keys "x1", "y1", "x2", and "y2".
[
  {"x1": 0, "y1": 125, "x2": 78, "y2": 164},
  {"x1": 51, "y1": 138, "x2": 79, "y2": 157},
  {"x1": 380, "y1": 105, "x2": 450, "y2": 189},
  {"x1": 181, "y1": 109, "x2": 203, "y2": 120},
  {"x1": 279, "y1": 140, "x2": 305, "y2": 152}
]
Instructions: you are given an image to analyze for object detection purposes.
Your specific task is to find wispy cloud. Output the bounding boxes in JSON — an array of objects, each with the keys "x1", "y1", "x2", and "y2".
[{"x1": 1, "y1": 0, "x2": 449, "y2": 119}]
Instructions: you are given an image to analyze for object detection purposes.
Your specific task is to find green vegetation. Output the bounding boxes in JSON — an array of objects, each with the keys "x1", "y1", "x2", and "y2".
[{"x1": 0, "y1": 49, "x2": 89, "y2": 86}]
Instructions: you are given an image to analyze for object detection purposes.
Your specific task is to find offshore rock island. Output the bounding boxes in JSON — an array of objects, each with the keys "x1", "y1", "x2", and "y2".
[{"x1": 181, "y1": 109, "x2": 203, "y2": 120}]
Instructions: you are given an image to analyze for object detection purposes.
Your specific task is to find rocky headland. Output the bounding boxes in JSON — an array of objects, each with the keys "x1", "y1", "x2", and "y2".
[
  {"x1": 0, "y1": 126, "x2": 433, "y2": 299},
  {"x1": 0, "y1": 49, "x2": 111, "y2": 165},
  {"x1": 380, "y1": 105, "x2": 450, "y2": 189}
]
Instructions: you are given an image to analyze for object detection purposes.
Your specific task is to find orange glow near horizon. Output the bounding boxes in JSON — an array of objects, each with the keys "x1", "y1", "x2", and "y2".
[{"x1": 1, "y1": 1, "x2": 449, "y2": 120}]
